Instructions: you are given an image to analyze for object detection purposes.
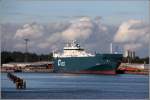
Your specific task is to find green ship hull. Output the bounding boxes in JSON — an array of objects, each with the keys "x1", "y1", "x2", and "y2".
[{"x1": 53, "y1": 54, "x2": 122, "y2": 75}]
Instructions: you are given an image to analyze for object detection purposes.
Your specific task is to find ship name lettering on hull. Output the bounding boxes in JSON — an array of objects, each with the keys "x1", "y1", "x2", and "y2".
[{"x1": 58, "y1": 59, "x2": 66, "y2": 66}]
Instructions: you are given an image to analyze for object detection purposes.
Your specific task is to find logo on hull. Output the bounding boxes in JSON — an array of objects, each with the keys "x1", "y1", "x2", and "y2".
[{"x1": 58, "y1": 59, "x2": 66, "y2": 66}]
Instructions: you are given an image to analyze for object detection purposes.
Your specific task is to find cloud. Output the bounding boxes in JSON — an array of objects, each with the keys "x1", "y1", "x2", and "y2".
[
  {"x1": 62, "y1": 17, "x2": 94, "y2": 40},
  {"x1": 2, "y1": 18, "x2": 148, "y2": 57},
  {"x1": 61, "y1": 16, "x2": 108, "y2": 41},
  {"x1": 1, "y1": 23, "x2": 21, "y2": 51},
  {"x1": 44, "y1": 16, "x2": 110, "y2": 52},
  {"x1": 37, "y1": 32, "x2": 62, "y2": 49},
  {"x1": 124, "y1": 43, "x2": 142, "y2": 51},
  {"x1": 113, "y1": 19, "x2": 149, "y2": 50},
  {"x1": 37, "y1": 42, "x2": 50, "y2": 49},
  {"x1": 15, "y1": 22, "x2": 44, "y2": 39},
  {"x1": 15, "y1": 43, "x2": 25, "y2": 49}
]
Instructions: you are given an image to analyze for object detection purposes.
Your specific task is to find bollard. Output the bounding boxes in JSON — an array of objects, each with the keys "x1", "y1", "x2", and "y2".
[
  {"x1": 16, "y1": 78, "x2": 20, "y2": 89},
  {"x1": 13, "y1": 76, "x2": 17, "y2": 83},
  {"x1": 20, "y1": 79, "x2": 23, "y2": 89},
  {"x1": 16, "y1": 81, "x2": 19, "y2": 89},
  {"x1": 23, "y1": 81, "x2": 26, "y2": 89}
]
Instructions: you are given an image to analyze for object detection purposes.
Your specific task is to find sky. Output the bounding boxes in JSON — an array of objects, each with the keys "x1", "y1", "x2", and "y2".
[
  {"x1": 0, "y1": 0, "x2": 149, "y2": 57},
  {"x1": 0, "y1": 0, "x2": 149, "y2": 24}
]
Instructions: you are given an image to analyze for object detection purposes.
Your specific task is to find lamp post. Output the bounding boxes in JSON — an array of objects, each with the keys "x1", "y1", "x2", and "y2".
[{"x1": 24, "y1": 39, "x2": 29, "y2": 62}]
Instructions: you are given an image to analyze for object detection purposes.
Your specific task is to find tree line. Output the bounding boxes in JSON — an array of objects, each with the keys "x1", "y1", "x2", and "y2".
[
  {"x1": 1, "y1": 51, "x2": 149, "y2": 65},
  {"x1": 122, "y1": 56, "x2": 149, "y2": 64},
  {"x1": 1, "y1": 51, "x2": 53, "y2": 65}
]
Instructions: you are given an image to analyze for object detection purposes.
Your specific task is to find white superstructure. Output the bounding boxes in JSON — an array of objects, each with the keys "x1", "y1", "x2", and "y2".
[{"x1": 53, "y1": 40, "x2": 95, "y2": 57}]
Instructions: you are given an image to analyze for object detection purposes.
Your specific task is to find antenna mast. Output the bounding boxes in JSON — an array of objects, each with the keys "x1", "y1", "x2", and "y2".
[{"x1": 110, "y1": 43, "x2": 113, "y2": 54}]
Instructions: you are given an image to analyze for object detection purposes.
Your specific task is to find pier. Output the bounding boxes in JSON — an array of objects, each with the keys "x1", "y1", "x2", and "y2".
[
  {"x1": 118, "y1": 63, "x2": 149, "y2": 75},
  {"x1": 7, "y1": 73, "x2": 26, "y2": 89}
]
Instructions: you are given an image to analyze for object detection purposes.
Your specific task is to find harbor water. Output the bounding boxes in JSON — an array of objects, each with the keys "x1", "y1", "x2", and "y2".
[{"x1": 1, "y1": 73, "x2": 149, "y2": 99}]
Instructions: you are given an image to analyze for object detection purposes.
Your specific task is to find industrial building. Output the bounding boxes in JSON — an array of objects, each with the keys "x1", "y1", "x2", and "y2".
[{"x1": 1, "y1": 61, "x2": 53, "y2": 72}]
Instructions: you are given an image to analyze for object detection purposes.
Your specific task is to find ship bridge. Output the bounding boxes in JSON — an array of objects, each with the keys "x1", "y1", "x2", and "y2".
[{"x1": 53, "y1": 40, "x2": 94, "y2": 57}]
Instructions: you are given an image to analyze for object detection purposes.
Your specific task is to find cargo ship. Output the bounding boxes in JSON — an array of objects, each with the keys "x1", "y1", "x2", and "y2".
[{"x1": 53, "y1": 40, "x2": 122, "y2": 75}]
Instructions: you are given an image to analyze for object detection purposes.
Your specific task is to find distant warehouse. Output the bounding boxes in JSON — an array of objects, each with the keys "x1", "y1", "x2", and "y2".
[{"x1": 1, "y1": 61, "x2": 53, "y2": 72}]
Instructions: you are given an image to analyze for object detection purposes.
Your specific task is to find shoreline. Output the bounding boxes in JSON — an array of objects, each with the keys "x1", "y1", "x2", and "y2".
[{"x1": 1, "y1": 71, "x2": 149, "y2": 75}]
